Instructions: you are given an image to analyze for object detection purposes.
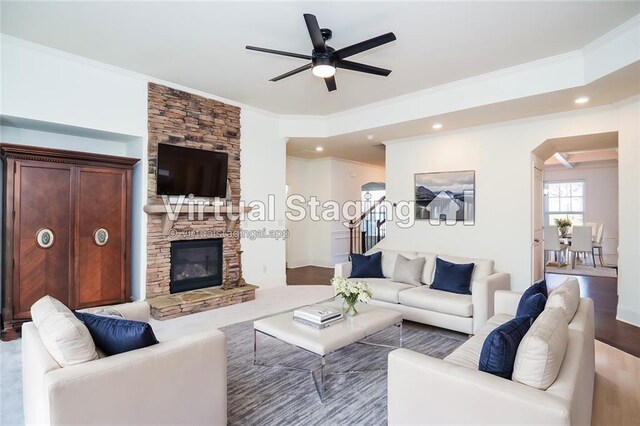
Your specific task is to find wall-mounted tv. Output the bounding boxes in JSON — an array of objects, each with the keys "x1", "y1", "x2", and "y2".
[{"x1": 156, "y1": 143, "x2": 228, "y2": 198}]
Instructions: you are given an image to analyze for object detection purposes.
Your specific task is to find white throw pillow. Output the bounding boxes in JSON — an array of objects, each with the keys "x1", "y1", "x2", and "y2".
[
  {"x1": 546, "y1": 278, "x2": 580, "y2": 323},
  {"x1": 31, "y1": 296, "x2": 99, "y2": 367},
  {"x1": 512, "y1": 308, "x2": 568, "y2": 390},
  {"x1": 392, "y1": 255, "x2": 426, "y2": 286}
]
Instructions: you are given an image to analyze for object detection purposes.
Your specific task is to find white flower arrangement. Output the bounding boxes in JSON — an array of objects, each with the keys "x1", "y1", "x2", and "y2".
[{"x1": 331, "y1": 277, "x2": 373, "y2": 315}]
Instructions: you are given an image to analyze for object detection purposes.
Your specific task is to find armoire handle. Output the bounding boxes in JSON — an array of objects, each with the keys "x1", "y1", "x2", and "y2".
[{"x1": 93, "y1": 228, "x2": 109, "y2": 246}]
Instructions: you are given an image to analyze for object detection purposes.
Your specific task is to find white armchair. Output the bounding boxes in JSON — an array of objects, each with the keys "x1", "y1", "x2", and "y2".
[{"x1": 22, "y1": 302, "x2": 227, "y2": 426}]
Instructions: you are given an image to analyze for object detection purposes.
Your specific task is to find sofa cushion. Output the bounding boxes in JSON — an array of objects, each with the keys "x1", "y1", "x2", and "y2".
[
  {"x1": 75, "y1": 312, "x2": 159, "y2": 356},
  {"x1": 445, "y1": 314, "x2": 512, "y2": 368},
  {"x1": 399, "y1": 286, "x2": 473, "y2": 318},
  {"x1": 516, "y1": 293, "x2": 547, "y2": 322},
  {"x1": 30, "y1": 296, "x2": 99, "y2": 367},
  {"x1": 546, "y1": 278, "x2": 580, "y2": 323},
  {"x1": 368, "y1": 249, "x2": 418, "y2": 278},
  {"x1": 350, "y1": 252, "x2": 384, "y2": 278},
  {"x1": 416, "y1": 252, "x2": 438, "y2": 285},
  {"x1": 431, "y1": 258, "x2": 474, "y2": 295},
  {"x1": 478, "y1": 316, "x2": 532, "y2": 379},
  {"x1": 438, "y1": 254, "x2": 494, "y2": 282},
  {"x1": 366, "y1": 279, "x2": 415, "y2": 304},
  {"x1": 512, "y1": 308, "x2": 568, "y2": 390},
  {"x1": 392, "y1": 255, "x2": 425, "y2": 286}
]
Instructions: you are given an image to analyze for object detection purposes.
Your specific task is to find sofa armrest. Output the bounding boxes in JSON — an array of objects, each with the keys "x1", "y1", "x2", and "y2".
[
  {"x1": 471, "y1": 272, "x2": 510, "y2": 333},
  {"x1": 22, "y1": 322, "x2": 61, "y2": 426},
  {"x1": 79, "y1": 301, "x2": 150, "y2": 322},
  {"x1": 43, "y1": 329, "x2": 227, "y2": 426},
  {"x1": 388, "y1": 349, "x2": 571, "y2": 425},
  {"x1": 495, "y1": 290, "x2": 524, "y2": 316},
  {"x1": 334, "y1": 262, "x2": 352, "y2": 278}
]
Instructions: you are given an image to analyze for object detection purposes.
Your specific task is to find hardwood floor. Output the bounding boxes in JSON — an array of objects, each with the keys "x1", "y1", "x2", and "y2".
[
  {"x1": 592, "y1": 340, "x2": 640, "y2": 425},
  {"x1": 286, "y1": 266, "x2": 333, "y2": 286},
  {"x1": 546, "y1": 273, "x2": 640, "y2": 358},
  {"x1": 288, "y1": 266, "x2": 639, "y2": 424}
]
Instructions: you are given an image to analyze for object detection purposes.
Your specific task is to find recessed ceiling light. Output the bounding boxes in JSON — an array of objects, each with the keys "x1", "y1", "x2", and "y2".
[
  {"x1": 367, "y1": 134, "x2": 374, "y2": 140},
  {"x1": 432, "y1": 123, "x2": 443, "y2": 130},
  {"x1": 315, "y1": 146, "x2": 324, "y2": 152},
  {"x1": 574, "y1": 96, "x2": 590, "y2": 105}
]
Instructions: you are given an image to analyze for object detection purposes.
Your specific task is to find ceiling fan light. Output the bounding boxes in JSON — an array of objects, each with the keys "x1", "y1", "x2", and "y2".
[{"x1": 312, "y1": 64, "x2": 336, "y2": 78}]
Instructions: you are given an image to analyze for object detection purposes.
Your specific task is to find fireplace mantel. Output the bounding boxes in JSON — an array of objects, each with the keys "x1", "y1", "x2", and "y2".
[{"x1": 144, "y1": 203, "x2": 254, "y2": 235}]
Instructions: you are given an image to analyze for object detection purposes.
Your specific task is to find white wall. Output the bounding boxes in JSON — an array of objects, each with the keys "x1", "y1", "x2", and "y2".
[
  {"x1": 285, "y1": 157, "x2": 385, "y2": 268},
  {"x1": 383, "y1": 106, "x2": 629, "y2": 292},
  {"x1": 544, "y1": 161, "x2": 619, "y2": 255},
  {"x1": 1, "y1": 36, "x2": 286, "y2": 298},
  {"x1": 240, "y1": 109, "x2": 287, "y2": 288},
  {"x1": 616, "y1": 98, "x2": 640, "y2": 326}
]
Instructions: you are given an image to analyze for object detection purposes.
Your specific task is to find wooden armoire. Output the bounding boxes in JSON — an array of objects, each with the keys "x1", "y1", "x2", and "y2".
[{"x1": 1, "y1": 144, "x2": 139, "y2": 340}]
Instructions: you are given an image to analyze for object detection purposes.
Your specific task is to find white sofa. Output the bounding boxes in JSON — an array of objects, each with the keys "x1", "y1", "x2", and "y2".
[
  {"x1": 335, "y1": 248, "x2": 510, "y2": 334},
  {"x1": 22, "y1": 301, "x2": 227, "y2": 426},
  {"x1": 388, "y1": 284, "x2": 595, "y2": 425}
]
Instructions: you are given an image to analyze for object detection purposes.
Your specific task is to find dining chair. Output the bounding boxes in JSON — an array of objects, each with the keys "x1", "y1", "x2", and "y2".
[
  {"x1": 592, "y1": 223, "x2": 605, "y2": 267},
  {"x1": 585, "y1": 222, "x2": 597, "y2": 239},
  {"x1": 569, "y1": 226, "x2": 596, "y2": 268},
  {"x1": 543, "y1": 225, "x2": 568, "y2": 264}
]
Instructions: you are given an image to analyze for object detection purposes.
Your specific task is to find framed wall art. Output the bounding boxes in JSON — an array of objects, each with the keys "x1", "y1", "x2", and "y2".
[{"x1": 414, "y1": 170, "x2": 475, "y2": 225}]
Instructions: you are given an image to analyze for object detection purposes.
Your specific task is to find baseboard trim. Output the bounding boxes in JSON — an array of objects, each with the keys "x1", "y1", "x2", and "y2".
[
  {"x1": 616, "y1": 305, "x2": 640, "y2": 327},
  {"x1": 287, "y1": 259, "x2": 334, "y2": 269}
]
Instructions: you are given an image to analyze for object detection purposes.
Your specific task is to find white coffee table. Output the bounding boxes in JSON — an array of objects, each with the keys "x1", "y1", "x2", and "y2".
[{"x1": 253, "y1": 301, "x2": 402, "y2": 401}]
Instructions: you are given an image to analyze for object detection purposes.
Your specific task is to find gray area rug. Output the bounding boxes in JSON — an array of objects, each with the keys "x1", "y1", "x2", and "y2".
[
  {"x1": 0, "y1": 319, "x2": 466, "y2": 426},
  {"x1": 223, "y1": 320, "x2": 467, "y2": 426}
]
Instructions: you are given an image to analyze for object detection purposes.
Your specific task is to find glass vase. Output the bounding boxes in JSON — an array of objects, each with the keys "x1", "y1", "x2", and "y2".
[{"x1": 343, "y1": 300, "x2": 358, "y2": 317}]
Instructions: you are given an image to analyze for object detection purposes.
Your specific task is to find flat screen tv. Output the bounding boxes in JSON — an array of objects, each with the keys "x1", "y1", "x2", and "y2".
[{"x1": 156, "y1": 143, "x2": 228, "y2": 198}]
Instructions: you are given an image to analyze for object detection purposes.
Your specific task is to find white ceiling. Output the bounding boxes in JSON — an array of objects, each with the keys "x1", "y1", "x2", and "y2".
[
  {"x1": 2, "y1": 1, "x2": 639, "y2": 115},
  {"x1": 288, "y1": 62, "x2": 640, "y2": 166}
]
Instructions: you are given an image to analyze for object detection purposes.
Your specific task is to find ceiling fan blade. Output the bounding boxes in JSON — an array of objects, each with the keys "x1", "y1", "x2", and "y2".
[
  {"x1": 270, "y1": 63, "x2": 313, "y2": 82},
  {"x1": 335, "y1": 32, "x2": 396, "y2": 59},
  {"x1": 336, "y1": 60, "x2": 391, "y2": 76},
  {"x1": 304, "y1": 13, "x2": 326, "y2": 52},
  {"x1": 246, "y1": 45, "x2": 311, "y2": 60},
  {"x1": 324, "y1": 76, "x2": 337, "y2": 92}
]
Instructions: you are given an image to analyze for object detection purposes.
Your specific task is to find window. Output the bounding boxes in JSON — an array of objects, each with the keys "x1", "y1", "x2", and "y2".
[{"x1": 544, "y1": 181, "x2": 584, "y2": 226}]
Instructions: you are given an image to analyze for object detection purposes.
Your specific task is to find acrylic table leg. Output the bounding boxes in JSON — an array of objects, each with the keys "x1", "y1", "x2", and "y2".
[
  {"x1": 253, "y1": 329, "x2": 257, "y2": 365},
  {"x1": 312, "y1": 356, "x2": 326, "y2": 402}
]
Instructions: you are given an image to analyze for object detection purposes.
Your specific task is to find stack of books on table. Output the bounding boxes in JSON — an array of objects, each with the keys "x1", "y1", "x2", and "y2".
[{"x1": 293, "y1": 305, "x2": 344, "y2": 329}]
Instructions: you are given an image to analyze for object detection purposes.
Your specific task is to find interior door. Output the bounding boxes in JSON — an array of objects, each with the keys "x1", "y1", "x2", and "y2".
[
  {"x1": 75, "y1": 167, "x2": 128, "y2": 308},
  {"x1": 532, "y1": 166, "x2": 544, "y2": 281},
  {"x1": 13, "y1": 161, "x2": 73, "y2": 318}
]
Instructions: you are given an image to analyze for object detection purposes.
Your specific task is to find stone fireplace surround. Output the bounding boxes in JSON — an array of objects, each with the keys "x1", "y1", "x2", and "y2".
[{"x1": 145, "y1": 83, "x2": 256, "y2": 320}]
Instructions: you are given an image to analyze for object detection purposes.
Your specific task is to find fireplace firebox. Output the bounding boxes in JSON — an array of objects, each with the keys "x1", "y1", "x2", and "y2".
[{"x1": 170, "y1": 239, "x2": 223, "y2": 294}]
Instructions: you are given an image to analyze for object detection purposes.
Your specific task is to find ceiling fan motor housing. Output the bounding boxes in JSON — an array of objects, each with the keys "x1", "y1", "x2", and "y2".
[
  {"x1": 312, "y1": 48, "x2": 335, "y2": 67},
  {"x1": 320, "y1": 28, "x2": 332, "y2": 41}
]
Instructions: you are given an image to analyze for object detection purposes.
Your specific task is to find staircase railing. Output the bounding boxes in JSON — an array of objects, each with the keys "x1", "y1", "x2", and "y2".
[{"x1": 348, "y1": 196, "x2": 387, "y2": 257}]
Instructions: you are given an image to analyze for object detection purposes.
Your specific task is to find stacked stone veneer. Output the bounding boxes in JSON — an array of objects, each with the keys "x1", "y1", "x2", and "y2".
[{"x1": 146, "y1": 83, "x2": 254, "y2": 319}]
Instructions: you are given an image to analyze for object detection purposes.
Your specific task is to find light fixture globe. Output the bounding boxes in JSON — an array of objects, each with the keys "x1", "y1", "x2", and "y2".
[{"x1": 312, "y1": 55, "x2": 336, "y2": 78}]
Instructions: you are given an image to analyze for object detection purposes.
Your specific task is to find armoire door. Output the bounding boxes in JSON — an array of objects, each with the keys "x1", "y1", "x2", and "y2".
[
  {"x1": 13, "y1": 161, "x2": 74, "y2": 319},
  {"x1": 75, "y1": 166, "x2": 130, "y2": 308}
]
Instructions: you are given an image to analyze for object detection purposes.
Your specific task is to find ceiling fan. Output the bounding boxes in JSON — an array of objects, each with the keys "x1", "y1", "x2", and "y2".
[{"x1": 246, "y1": 13, "x2": 396, "y2": 92}]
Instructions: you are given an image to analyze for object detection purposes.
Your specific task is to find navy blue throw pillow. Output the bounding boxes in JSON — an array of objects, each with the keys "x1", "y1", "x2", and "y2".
[
  {"x1": 75, "y1": 312, "x2": 159, "y2": 356},
  {"x1": 350, "y1": 252, "x2": 384, "y2": 278},
  {"x1": 516, "y1": 292, "x2": 547, "y2": 321},
  {"x1": 430, "y1": 257, "x2": 475, "y2": 295},
  {"x1": 479, "y1": 316, "x2": 532, "y2": 379},
  {"x1": 523, "y1": 279, "x2": 548, "y2": 299}
]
